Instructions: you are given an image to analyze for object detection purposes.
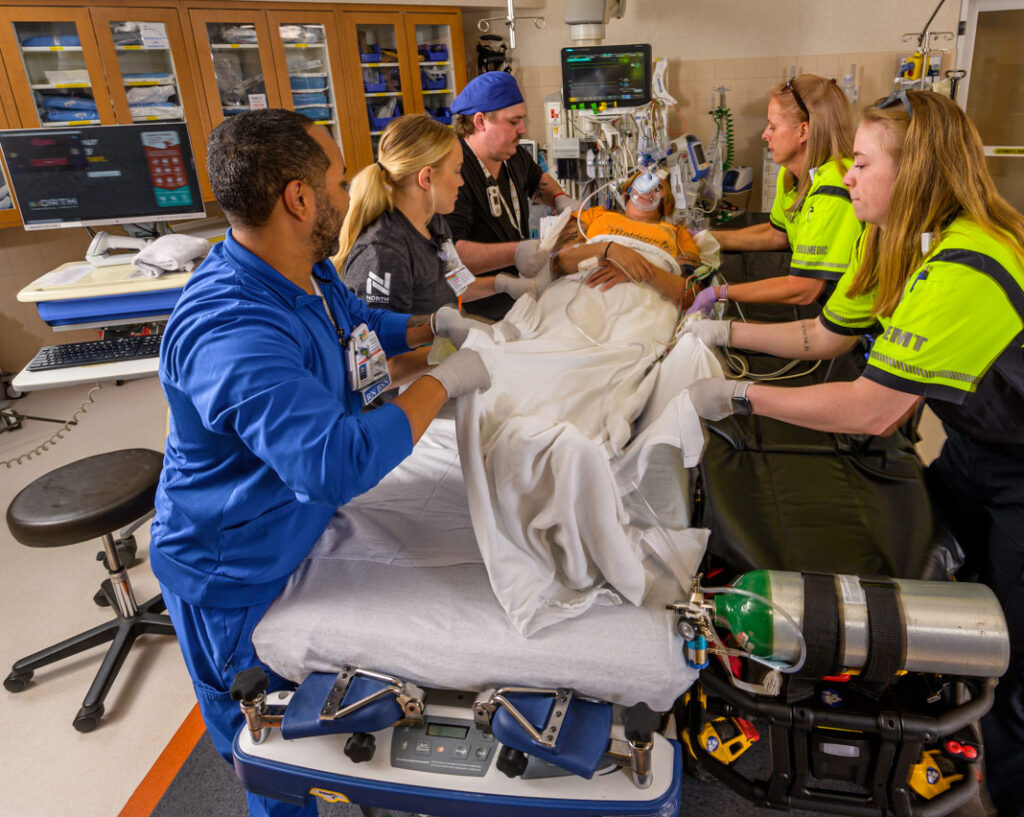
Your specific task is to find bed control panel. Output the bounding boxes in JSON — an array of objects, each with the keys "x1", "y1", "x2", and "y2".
[{"x1": 390, "y1": 716, "x2": 496, "y2": 777}]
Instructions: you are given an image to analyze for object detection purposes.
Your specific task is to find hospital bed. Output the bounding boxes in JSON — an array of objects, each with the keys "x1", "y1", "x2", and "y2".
[
  {"x1": 229, "y1": 249, "x2": 1007, "y2": 817},
  {"x1": 229, "y1": 410, "x2": 1007, "y2": 817}
]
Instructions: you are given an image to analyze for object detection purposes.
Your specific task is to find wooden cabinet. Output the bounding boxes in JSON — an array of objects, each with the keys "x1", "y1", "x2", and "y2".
[
  {"x1": 0, "y1": 3, "x2": 465, "y2": 221},
  {"x1": 188, "y1": 5, "x2": 357, "y2": 168},
  {"x1": 340, "y1": 8, "x2": 465, "y2": 170}
]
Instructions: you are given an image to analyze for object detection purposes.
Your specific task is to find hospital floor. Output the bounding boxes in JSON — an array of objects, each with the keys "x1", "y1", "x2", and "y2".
[{"x1": 0, "y1": 377, "x2": 948, "y2": 817}]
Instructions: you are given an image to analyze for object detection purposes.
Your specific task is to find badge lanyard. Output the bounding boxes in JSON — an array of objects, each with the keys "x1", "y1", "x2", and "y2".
[{"x1": 478, "y1": 157, "x2": 523, "y2": 239}]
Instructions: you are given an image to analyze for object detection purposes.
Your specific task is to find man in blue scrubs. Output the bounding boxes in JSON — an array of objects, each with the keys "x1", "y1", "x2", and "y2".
[{"x1": 151, "y1": 109, "x2": 490, "y2": 817}]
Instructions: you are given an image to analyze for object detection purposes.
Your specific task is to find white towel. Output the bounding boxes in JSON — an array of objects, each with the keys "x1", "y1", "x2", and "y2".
[{"x1": 130, "y1": 234, "x2": 211, "y2": 279}]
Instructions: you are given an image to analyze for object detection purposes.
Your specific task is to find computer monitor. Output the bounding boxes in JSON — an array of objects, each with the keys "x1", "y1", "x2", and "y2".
[
  {"x1": 561, "y1": 44, "x2": 652, "y2": 112},
  {"x1": 0, "y1": 122, "x2": 205, "y2": 230}
]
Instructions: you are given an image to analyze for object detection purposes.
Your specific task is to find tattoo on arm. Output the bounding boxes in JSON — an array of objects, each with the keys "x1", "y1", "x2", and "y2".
[
  {"x1": 800, "y1": 320, "x2": 810, "y2": 353},
  {"x1": 407, "y1": 314, "x2": 431, "y2": 328},
  {"x1": 532, "y1": 175, "x2": 556, "y2": 203}
]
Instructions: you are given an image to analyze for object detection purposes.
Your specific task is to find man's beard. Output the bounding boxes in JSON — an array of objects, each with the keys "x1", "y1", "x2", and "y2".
[{"x1": 310, "y1": 187, "x2": 343, "y2": 261}]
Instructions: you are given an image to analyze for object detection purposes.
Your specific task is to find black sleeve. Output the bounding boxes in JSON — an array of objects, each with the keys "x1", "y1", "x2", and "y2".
[{"x1": 341, "y1": 241, "x2": 415, "y2": 313}]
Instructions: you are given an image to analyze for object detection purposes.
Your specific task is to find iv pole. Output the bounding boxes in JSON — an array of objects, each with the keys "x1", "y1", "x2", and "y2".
[{"x1": 477, "y1": 0, "x2": 545, "y2": 50}]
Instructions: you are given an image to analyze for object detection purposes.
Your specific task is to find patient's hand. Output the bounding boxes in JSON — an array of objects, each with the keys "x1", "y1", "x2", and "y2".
[{"x1": 585, "y1": 244, "x2": 655, "y2": 291}]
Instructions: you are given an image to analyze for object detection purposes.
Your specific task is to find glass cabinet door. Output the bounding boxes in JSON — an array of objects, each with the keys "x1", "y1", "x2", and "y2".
[
  {"x1": 356, "y1": 22, "x2": 406, "y2": 156},
  {"x1": 189, "y1": 11, "x2": 281, "y2": 127},
  {"x1": 0, "y1": 8, "x2": 115, "y2": 128},
  {"x1": 411, "y1": 22, "x2": 457, "y2": 129},
  {"x1": 206, "y1": 22, "x2": 267, "y2": 118},
  {"x1": 108, "y1": 22, "x2": 182, "y2": 122},
  {"x1": 268, "y1": 14, "x2": 350, "y2": 151}
]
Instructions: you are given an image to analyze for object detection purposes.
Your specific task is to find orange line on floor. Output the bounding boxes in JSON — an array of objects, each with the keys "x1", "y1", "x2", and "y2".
[{"x1": 118, "y1": 703, "x2": 205, "y2": 817}]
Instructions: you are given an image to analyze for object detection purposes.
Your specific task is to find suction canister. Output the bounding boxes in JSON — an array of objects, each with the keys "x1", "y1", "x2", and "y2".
[{"x1": 714, "y1": 570, "x2": 1009, "y2": 678}]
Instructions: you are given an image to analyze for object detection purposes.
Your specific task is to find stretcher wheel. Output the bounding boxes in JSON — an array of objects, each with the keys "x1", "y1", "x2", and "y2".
[
  {"x1": 4, "y1": 669, "x2": 32, "y2": 693},
  {"x1": 73, "y1": 704, "x2": 104, "y2": 733}
]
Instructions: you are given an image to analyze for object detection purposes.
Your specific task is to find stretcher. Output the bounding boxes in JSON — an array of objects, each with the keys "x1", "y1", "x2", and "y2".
[{"x1": 232, "y1": 406, "x2": 1009, "y2": 817}]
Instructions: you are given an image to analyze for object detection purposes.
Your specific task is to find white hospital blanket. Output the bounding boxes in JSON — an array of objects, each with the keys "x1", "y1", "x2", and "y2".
[
  {"x1": 457, "y1": 277, "x2": 723, "y2": 635},
  {"x1": 253, "y1": 417, "x2": 707, "y2": 711}
]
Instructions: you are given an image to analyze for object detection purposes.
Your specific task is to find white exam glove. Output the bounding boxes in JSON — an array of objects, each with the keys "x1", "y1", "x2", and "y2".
[
  {"x1": 431, "y1": 305, "x2": 489, "y2": 349},
  {"x1": 680, "y1": 318, "x2": 732, "y2": 348},
  {"x1": 494, "y1": 272, "x2": 538, "y2": 300},
  {"x1": 687, "y1": 378, "x2": 751, "y2": 421},
  {"x1": 554, "y1": 195, "x2": 580, "y2": 215},
  {"x1": 427, "y1": 348, "x2": 492, "y2": 398},
  {"x1": 693, "y1": 229, "x2": 721, "y2": 269},
  {"x1": 513, "y1": 239, "x2": 550, "y2": 278}
]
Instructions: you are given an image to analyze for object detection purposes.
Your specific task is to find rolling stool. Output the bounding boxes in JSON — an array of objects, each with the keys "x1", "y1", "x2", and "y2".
[{"x1": 4, "y1": 449, "x2": 176, "y2": 732}]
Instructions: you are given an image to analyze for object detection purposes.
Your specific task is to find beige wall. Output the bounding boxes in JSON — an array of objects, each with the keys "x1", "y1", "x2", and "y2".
[
  {"x1": 0, "y1": 227, "x2": 96, "y2": 374},
  {"x1": 462, "y1": 0, "x2": 960, "y2": 203}
]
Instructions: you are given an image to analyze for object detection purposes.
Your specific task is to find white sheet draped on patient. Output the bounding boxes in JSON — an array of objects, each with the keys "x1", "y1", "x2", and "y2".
[{"x1": 457, "y1": 271, "x2": 722, "y2": 635}]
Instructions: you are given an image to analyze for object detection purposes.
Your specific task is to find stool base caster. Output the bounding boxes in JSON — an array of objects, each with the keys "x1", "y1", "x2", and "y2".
[
  {"x1": 74, "y1": 703, "x2": 104, "y2": 733},
  {"x1": 4, "y1": 669, "x2": 33, "y2": 693}
]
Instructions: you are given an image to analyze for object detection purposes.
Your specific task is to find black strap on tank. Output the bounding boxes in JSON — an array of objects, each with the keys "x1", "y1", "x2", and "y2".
[
  {"x1": 858, "y1": 577, "x2": 906, "y2": 686},
  {"x1": 786, "y1": 572, "x2": 841, "y2": 703},
  {"x1": 799, "y1": 571, "x2": 841, "y2": 679}
]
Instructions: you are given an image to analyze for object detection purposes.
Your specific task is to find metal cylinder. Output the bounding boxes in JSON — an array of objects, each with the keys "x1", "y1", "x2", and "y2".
[{"x1": 725, "y1": 571, "x2": 1010, "y2": 678}]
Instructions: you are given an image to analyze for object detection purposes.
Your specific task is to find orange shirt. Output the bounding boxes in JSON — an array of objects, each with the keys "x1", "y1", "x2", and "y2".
[{"x1": 578, "y1": 207, "x2": 699, "y2": 264}]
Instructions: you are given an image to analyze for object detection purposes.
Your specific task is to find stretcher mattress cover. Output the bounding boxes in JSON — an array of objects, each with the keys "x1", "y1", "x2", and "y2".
[{"x1": 253, "y1": 416, "x2": 704, "y2": 712}]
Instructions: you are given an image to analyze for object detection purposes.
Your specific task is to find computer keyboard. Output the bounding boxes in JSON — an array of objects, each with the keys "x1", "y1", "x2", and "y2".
[{"x1": 26, "y1": 334, "x2": 162, "y2": 371}]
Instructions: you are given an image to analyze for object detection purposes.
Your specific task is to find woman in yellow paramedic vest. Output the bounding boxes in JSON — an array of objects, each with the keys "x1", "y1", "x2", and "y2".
[
  {"x1": 683, "y1": 90, "x2": 1024, "y2": 817},
  {"x1": 688, "y1": 74, "x2": 862, "y2": 314}
]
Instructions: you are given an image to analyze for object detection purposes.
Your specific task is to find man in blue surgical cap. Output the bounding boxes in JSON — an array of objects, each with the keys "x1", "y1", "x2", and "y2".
[{"x1": 445, "y1": 71, "x2": 578, "y2": 320}]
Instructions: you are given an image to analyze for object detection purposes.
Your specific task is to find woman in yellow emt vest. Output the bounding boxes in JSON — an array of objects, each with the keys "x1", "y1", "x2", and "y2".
[
  {"x1": 683, "y1": 90, "x2": 1024, "y2": 817},
  {"x1": 687, "y1": 74, "x2": 863, "y2": 315}
]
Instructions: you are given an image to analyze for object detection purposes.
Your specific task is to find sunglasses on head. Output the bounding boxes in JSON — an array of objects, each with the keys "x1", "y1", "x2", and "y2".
[
  {"x1": 784, "y1": 78, "x2": 809, "y2": 120},
  {"x1": 878, "y1": 89, "x2": 915, "y2": 119}
]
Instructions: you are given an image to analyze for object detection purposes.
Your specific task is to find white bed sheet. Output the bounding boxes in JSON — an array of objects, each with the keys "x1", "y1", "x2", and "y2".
[{"x1": 253, "y1": 416, "x2": 707, "y2": 711}]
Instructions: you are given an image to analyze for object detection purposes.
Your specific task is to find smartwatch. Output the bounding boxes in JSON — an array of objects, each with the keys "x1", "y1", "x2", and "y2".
[{"x1": 731, "y1": 381, "x2": 753, "y2": 416}]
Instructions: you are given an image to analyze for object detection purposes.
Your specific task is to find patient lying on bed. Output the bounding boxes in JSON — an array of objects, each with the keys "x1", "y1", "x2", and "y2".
[{"x1": 451, "y1": 171, "x2": 723, "y2": 636}]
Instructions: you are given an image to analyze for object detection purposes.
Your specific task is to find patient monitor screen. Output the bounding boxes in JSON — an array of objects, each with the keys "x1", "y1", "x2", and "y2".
[
  {"x1": 561, "y1": 44, "x2": 652, "y2": 111},
  {"x1": 0, "y1": 122, "x2": 205, "y2": 230}
]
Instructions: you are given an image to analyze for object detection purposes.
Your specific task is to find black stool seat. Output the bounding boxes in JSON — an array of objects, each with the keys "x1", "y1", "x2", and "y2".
[
  {"x1": 7, "y1": 449, "x2": 163, "y2": 548},
  {"x1": 5, "y1": 447, "x2": 174, "y2": 732}
]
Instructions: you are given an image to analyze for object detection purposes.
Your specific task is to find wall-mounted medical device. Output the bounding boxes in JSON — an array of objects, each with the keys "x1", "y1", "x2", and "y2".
[
  {"x1": 561, "y1": 43, "x2": 652, "y2": 114},
  {"x1": 564, "y1": 0, "x2": 627, "y2": 46},
  {"x1": 684, "y1": 134, "x2": 710, "y2": 181}
]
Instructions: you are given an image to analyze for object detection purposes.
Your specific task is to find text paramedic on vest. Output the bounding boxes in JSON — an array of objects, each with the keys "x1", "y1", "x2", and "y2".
[
  {"x1": 688, "y1": 74, "x2": 863, "y2": 316},
  {"x1": 150, "y1": 109, "x2": 493, "y2": 817},
  {"x1": 444, "y1": 70, "x2": 579, "y2": 320},
  {"x1": 682, "y1": 90, "x2": 1024, "y2": 817}
]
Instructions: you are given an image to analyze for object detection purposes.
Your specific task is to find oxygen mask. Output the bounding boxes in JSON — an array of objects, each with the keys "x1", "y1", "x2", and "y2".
[{"x1": 628, "y1": 170, "x2": 663, "y2": 213}]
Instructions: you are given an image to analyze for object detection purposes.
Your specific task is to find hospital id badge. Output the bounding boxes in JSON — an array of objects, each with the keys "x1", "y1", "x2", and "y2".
[
  {"x1": 439, "y1": 239, "x2": 476, "y2": 296},
  {"x1": 346, "y1": 323, "x2": 391, "y2": 405}
]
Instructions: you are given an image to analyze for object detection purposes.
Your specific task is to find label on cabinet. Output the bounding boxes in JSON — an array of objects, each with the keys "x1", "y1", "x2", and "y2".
[
  {"x1": 248, "y1": 94, "x2": 268, "y2": 110},
  {"x1": 139, "y1": 23, "x2": 169, "y2": 50}
]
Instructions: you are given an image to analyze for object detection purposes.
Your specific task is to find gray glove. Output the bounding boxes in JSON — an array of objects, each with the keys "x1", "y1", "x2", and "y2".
[
  {"x1": 680, "y1": 318, "x2": 732, "y2": 348},
  {"x1": 494, "y1": 272, "x2": 538, "y2": 300},
  {"x1": 554, "y1": 195, "x2": 580, "y2": 214},
  {"x1": 687, "y1": 378, "x2": 751, "y2": 421},
  {"x1": 431, "y1": 305, "x2": 489, "y2": 349},
  {"x1": 513, "y1": 239, "x2": 550, "y2": 278},
  {"x1": 427, "y1": 348, "x2": 492, "y2": 398}
]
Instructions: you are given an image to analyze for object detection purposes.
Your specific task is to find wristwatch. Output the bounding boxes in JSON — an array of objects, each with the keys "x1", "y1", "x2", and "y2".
[{"x1": 731, "y1": 381, "x2": 753, "y2": 416}]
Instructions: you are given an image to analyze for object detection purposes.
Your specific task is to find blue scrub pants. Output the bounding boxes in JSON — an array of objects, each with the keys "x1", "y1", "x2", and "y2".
[
  {"x1": 926, "y1": 426, "x2": 1024, "y2": 817},
  {"x1": 159, "y1": 582, "x2": 319, "y2": 817}
]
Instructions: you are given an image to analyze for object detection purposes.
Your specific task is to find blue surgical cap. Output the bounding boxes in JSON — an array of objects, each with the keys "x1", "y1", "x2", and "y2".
[{"x1": 450, "y1": 72, "x2": 524, "y2": 115}]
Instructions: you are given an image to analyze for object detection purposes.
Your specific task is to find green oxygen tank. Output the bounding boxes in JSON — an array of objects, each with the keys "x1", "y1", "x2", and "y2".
[{"x1": 712, "y1": 570, "x2": 1010, "y2": 678}]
